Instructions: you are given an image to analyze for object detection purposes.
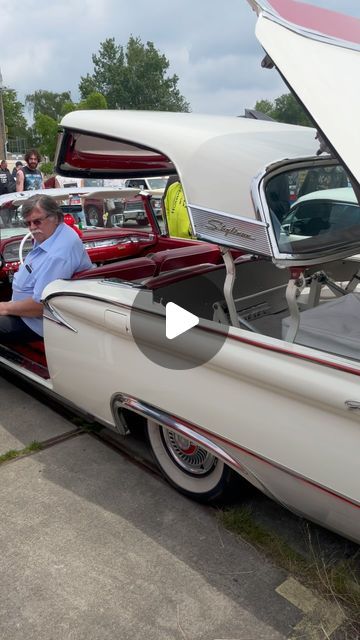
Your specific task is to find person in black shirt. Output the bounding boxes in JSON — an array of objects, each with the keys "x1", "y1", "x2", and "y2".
[
  {"x1": 16, "y1": 149, "x2": 44, "y2": 192},
  {"x1": 0, "y1": 160, "x2": 15, "y2": 226},
  {"x1": 0, "y1": 159, "x2": 15, "y2": 195}
]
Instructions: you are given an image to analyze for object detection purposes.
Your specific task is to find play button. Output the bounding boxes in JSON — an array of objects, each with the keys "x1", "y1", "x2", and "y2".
[
  {"x1": 166, "y1": 303, "x2": 199, "y2": 340},
  {"x1": 130, "y1": 273, "x2": 229, "y2": 370}
]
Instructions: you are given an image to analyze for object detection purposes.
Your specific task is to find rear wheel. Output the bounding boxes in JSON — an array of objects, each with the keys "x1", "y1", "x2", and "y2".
[{"x1": 146, "y1": 419, "x2": 234, "y2": 503}]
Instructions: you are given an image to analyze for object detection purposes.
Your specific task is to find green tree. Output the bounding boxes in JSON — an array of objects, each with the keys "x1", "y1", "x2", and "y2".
[
  {"x1": 79, "y1": 36, "x2": 190, "y2": 112},
  {"x1": 2, "y1": 87, "x2": 28, "y2": 141},
  {"x1": 61, "y1": 91, "x2": 107, "y2": 117},
  {"x1": 33, "y1": 113, "x2": 58, "y2": 160},
  {"x1": 254, "y1": 99, "x2": 274, "y2": 117},
  {"x1": 28, "y1": 91, "x2": 108, "y2": 160},
  {"x1": 25, "y1": 90, "x2": 71, "y2": 122},
  {"x1": 78, "y1": 91, "x2": 108, "y2": 110},
  {"x1": 61, "y1": 100, "x2": 78, "y2": 117},
  {"x1": 255, "y1": 93, "x2": 312, "y2": 126}
]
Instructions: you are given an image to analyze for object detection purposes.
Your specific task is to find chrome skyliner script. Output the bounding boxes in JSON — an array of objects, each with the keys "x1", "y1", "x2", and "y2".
[{"x1": 205, "y1": 218, "x2": 253, "y2": 240}]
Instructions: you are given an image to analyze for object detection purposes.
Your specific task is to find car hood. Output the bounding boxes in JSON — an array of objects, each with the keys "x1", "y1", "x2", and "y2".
[{"x1": 248, "y1": 0, "x2": 360, "y2": 191}]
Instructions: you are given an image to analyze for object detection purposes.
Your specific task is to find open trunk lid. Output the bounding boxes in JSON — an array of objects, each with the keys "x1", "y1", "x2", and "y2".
[{"x1": 248, "y1": 0, "x2": 360, "y2": 191}]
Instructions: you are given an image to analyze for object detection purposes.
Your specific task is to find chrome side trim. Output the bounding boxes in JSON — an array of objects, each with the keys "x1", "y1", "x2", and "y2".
[
  {"x1": 345, "y1": 400, "x2": 360, "y2": 411},
  {"x1": 112, "y1": 393, "x2": 243, "y2": 471},
  {"x1": 190, "y1": 204, "x2": 272, "y2": 256},
  {"x1": 43, "y1": 300, "x2": 78, "y2": 332},
  {"x1": 113, "y1": 393, "x2": 360, "y2": 510},
  {"x1": 43, "y1": 291, "x2": 138, "y2": 314}
]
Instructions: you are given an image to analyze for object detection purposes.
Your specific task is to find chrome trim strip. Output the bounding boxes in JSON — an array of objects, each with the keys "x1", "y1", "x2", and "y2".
[
  {"x1": 43, "y1": 289, "x2": 360, "y2": 376},
  {"x1": 112, "y1": 393, "x2": 360, "y2": 509},
  {"x1": 189, "y1": 203, "x2": 272, "y2": 256},
  {"x1": 112, "y1": 393, "x2": 243, "y2": 471},
  {"x1": 43, "y1": 291, "x2": 146, "y2": 316},
  {"x1": 43, "y1": 300, "x2": 78, "y2": 332}
]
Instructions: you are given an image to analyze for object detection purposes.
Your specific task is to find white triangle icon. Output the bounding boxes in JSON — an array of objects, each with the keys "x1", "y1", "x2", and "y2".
[{"x1": 165, "y1": 302, "x2": 199, "y2": 340}]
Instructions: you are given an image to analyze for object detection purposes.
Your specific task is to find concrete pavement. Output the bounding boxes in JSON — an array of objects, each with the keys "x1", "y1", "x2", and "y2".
[{"x1": 0, "y1": 375, "x2": 349, "y2": 639}]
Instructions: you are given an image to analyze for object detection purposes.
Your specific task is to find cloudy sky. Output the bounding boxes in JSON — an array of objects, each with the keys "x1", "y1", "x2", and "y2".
[{"x1": 0, "y1": 0, "x2": 358, "y2": 118}]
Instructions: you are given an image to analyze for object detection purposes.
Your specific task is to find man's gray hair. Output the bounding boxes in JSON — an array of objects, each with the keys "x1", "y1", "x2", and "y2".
[{"x1": 22, "y1": 195, "x2": 64, "y2": 222}]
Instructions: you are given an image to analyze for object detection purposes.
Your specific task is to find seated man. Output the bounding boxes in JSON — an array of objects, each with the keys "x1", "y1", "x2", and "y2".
[{"x1": 0, "y1": 194, "x2": 92, "y2": 344}]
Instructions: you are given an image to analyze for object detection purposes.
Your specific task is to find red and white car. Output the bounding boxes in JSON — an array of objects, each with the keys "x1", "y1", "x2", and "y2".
[
  {"x1": 1, "y1": 0, "x2": 360, "y2": 544},
  {"x1": 0, "y1": 186, "x2": 208, "y2": 287}
]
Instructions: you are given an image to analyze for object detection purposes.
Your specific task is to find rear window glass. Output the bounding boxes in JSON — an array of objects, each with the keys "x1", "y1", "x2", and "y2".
[{"x1": 264, "y1": 164, "x2": 360, "y2": 255}]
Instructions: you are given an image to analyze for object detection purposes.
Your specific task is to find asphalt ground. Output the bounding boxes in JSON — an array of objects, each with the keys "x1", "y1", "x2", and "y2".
[{"x1": 0, "y1": 374, "x2": 358, "y2": 640}]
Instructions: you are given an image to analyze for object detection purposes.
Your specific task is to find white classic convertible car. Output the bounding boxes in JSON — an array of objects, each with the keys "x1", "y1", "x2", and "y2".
[{"x1": 1, "y1": 0, "x2": 360, "y2": 544}]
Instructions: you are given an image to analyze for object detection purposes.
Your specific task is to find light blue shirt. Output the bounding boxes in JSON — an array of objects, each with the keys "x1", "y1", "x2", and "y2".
[{"x1": 12, "y1": 222, "x2": 92, "y2": 336}]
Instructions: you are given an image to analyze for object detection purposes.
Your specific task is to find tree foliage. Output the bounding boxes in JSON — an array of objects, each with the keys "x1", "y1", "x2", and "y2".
[
  {"x1": 79, "y1": 36, "x2": 190, "y2": 112},
  {"x1": 33, "y1": 113, "x2": 59, "y2": 159},
  {"x1": 61, "y1": 92, "x2": 108, "y2": 117},
  {"x1": 25, "y1": 90, "x2": 71, "y2": 122},
  {"x1": 21, "y1": 91, "x2": 108, "y2": 160},
  {"x1": 255, "y1": 93, "x2": 312, "y2": 126},
  {"x1": 2, "y1": 88, "x2": 28, "y2": 140},
  {"x1": 78, "y1": 91, "x2": 108, "y2": 110}
]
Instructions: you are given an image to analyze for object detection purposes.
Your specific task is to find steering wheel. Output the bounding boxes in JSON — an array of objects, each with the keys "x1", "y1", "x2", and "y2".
[{"x1": 19, "y1": 231, "x2": 34, "y2": 265}]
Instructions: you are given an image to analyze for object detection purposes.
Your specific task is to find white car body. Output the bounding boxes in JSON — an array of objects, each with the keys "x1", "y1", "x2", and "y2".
[{"x1": 1, "y1": 0, "x2": 360, "y2": 543}]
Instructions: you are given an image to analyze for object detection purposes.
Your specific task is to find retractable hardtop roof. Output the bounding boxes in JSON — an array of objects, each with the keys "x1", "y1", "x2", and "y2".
[{"x1": 56, "y1": 111, "x2": 318, "y2": 221}]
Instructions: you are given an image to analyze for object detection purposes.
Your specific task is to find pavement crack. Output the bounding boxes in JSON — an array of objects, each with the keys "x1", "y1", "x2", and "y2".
[{"x1": 0, "y1": 427, "x2": 85, "y2": 466}]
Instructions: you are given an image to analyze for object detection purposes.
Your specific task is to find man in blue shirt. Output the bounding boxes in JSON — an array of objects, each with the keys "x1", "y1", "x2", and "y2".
[{"x1": 0, "y1": 194, "x2": 92, "y2": 343}]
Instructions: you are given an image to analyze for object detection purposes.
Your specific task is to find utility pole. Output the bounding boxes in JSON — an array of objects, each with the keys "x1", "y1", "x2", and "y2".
[{"x1": 0, "y1": 68, "x2": 7, "y2": 160}]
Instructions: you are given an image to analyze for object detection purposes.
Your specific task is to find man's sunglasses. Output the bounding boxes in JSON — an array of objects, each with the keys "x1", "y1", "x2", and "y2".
[{"x1": 24, "y1": 215, "x2": 50, "y2": 228}]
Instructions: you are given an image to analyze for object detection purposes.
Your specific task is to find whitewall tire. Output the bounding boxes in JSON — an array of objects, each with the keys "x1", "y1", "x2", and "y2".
[{"x1": 146, "y1": 419, "x2": 234, "y2": 503}]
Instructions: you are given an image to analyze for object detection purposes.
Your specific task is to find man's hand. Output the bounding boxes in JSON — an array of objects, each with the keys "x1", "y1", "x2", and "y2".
[
  {"x1": 0, "y1": 298, "x2": 43, "y2": 317},
  {"x1": 0, "y1": 302, "x2": 10, "y2": 316}
]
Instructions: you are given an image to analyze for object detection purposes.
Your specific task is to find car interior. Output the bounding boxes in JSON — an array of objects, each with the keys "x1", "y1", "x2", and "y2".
[
  {"x1": 2, "y1": 245, "x2": 360, "y2": 378},
  {"x1": 2, "y1": 162, "x2": 360, "y2": 377}
]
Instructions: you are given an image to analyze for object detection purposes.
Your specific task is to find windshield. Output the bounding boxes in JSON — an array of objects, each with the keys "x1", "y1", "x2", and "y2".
[
  {"x1": 147, "y1": 177, "x2": 168, "y2": 190},
  {"x1": 264, "y1": 164, "x2": 360, "y2": 256},
  {"x1": 0, "y1": 191, "x2": 166, "y2": 260}
]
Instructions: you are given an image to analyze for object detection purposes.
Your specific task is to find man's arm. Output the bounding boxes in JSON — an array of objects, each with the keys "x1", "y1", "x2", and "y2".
[
  {"x1": 0, "y1": 298, "x2": 43, "y2": 317},
  {"x1": 16, "y1": 169, "x2": 25, "y2": 192}
]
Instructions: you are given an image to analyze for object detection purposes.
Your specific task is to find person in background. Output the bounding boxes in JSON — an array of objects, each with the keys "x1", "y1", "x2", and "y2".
[
  {"x1": 16, "y1": 149, "x2": 44, "y2": 192},
  {"x1": 12, "y1": 160, "x2": 23, "y2": 180},
  {"x1": 0, "y1": 160, "x2": 16, "y2": 226},
  {"x1": 0, "y1": 194, "x2": 92, "y2": 344},
  {"x1": 0, "y1": 159, "x2": 15, "y2": 195},
  {"x1": 162, "y1": 174, "x2": 195, "y2": 239}
]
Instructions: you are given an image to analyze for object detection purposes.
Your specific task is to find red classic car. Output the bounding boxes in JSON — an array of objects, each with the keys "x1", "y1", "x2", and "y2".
[
  {"x1": 0, "y1": 186, "x2": 218, "y2": 291},
  {"x1": 44, "y1": 176, "x2": 163, "y2": 227}
]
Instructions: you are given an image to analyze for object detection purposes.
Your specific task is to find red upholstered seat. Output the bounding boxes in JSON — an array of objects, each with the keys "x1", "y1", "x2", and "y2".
[
  {"x1": 73, "y1": 256, "x2": 157, "y2": 281},
  {"x1": 150, "y1": 244, "x2": 222, "y2": 274},
  {"x1": 13, "y1": 340, "x2": 47, "y2": 368},
  {"x1": 73, "y1": 246, "x2": 222, "y2": 282}
]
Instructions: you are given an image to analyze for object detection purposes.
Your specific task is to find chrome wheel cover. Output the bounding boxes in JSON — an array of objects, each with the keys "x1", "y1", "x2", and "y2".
[{"x1": 162, "y1": 429, "x2": 217, "y2": 476}]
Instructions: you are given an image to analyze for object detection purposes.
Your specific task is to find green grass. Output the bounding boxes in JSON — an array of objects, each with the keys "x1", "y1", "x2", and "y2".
[
  {"x1": 0, "y1": 440, "x2": 42, "y2": 465},
  {"x1": 219, "y1": 505, "x2": 360, "y2": 636}
]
